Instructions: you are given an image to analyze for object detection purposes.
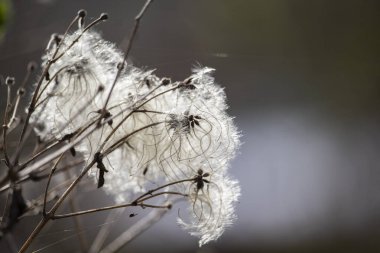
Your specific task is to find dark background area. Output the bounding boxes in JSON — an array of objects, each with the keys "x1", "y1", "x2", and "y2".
[{"x1": 1, "y1": 0, "x2": 380, "y2": 252}]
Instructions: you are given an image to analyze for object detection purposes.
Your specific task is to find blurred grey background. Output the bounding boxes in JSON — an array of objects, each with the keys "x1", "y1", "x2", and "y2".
[{"x1": 1, "y1": 0, "x2": 380, "y2": 252}]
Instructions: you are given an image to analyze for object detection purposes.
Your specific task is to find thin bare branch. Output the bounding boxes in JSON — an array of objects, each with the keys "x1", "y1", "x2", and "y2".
[
  {"x1": 43, "y1": 154, "x2": 64, "y2": 216},
  {"x1": 99, "y1": 0, "x2": 154, "y2": 124},
  {"x1": 2, "y1": 80, "x2": 13, "y2": 166},
  {"x1": 52, "y1": 203, "x2": 170, "y2": 219}
]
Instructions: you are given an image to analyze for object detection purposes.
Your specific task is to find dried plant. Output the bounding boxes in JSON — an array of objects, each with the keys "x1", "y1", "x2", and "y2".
[{"x1": 0, "y1": 1, "x2": 240, "y2": 252}]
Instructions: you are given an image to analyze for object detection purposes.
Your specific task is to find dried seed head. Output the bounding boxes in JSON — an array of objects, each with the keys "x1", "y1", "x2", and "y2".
[
  {"x1": 98, "y1": 85, "x2": 105, "y2": 92},
  {"x1": 161, "y1": 78, "x2": 171, "y2": 86},
  {"x1": 53, "y1": 33, "x2": 62, "y2": 44}
]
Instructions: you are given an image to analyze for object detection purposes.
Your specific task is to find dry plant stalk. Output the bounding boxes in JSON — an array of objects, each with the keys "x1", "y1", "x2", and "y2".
[{"x1": 0, "y1": 1, "x2": 240, "y2": 252}]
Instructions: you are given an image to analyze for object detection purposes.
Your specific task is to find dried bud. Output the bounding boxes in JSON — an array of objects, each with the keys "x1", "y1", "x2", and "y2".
[
  {"x1": 78, "y1": 9, "x2": 87, "y2": 18},
  {"x1": 27, "y1": 62, "x2": 37, "y2": 72},
  {"x1": 5, "y1": 77, "x2": 15, "y2": 86},
  {"x1": 17, "y1": 88, "x2": 25, "y2": 96},
  {"x1": 98, "y1": 85, "x2": 105, "y2": 92},
  {"x1": 117, "y1": 62, "x2": 124, "y2": 70},
  {"x1": 100, "y1": 13, "x2": 108, "y2": 21}
]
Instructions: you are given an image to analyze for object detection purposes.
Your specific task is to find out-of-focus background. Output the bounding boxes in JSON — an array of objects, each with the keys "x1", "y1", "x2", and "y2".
[{"x1": 1, "y1": 0, "x2": 380, "y2": 252}]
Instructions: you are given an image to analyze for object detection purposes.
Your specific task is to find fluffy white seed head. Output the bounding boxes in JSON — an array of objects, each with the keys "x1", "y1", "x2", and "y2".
[
  {"x1": 30, "y1": 28, "x2": 240, "y2": 246},
  {"x1": 178, "y1": 174, "x2": 241, "y2": 246}
]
